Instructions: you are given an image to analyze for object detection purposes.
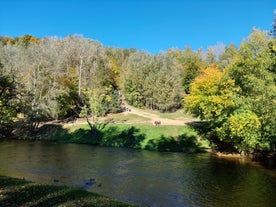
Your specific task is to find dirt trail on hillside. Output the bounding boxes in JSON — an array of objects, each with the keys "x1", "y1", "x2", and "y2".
[
  {"x1": 63, "y1": 99, "x2": 198, "y2": 127},
  {"x1": 121, "y1": 98, "x2": 196, "y2": 126}
]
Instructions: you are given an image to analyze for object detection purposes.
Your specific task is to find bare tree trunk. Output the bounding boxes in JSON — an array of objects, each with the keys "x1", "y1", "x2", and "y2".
[
  {"x1": 86, "y1": 116, "x2": 94, "y2": 131},
  {"x1": 85, "y1": 113, "x2": 98, "y2": 137},
  {"x1": 78, "y1": 56, "x2": 83, "y2": 96}
]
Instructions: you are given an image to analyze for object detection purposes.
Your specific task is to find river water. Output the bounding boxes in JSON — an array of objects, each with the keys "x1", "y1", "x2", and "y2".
[{"x1": 0, "y1": 140, "x2": 275, "y2": 207}]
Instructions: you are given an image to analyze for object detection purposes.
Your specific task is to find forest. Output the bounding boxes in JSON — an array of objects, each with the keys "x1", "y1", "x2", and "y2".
[{"x1": 0, "y1": 29, "x2": 275, "y2": 155}]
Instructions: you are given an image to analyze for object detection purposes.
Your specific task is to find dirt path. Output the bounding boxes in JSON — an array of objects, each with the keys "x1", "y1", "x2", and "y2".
[
  {"x1": 121, "y1": 98, "x2": 195, "y2": 126},
  {"x1": 62, "y1": 99, "x2": 198, "y2": 127}
]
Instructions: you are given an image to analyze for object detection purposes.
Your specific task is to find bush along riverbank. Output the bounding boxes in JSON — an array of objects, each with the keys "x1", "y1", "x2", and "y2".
[
  {"x1": 0, "y1": 175, "x2": 137, "y2": 207},
  {"x1": 192, "y1": 122, "x2": 276, "y2": 169},
  {"x1": 28, "y1": 123, "x2": 211, "y2": 153}
]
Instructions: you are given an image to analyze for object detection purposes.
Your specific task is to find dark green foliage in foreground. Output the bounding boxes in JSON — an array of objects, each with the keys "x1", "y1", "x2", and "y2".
[
  {"x1": 0, "y1": 73, "x2": 26, "y2": 137},
  {"x1": 0, "y1": 75, "x2": 17, "y2": 137},
  {"x1": 0, "y1": 176, "x2": 137, "y2": 207}
]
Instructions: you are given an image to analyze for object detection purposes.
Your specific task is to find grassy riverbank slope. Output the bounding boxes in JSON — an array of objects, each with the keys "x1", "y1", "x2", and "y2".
[
  {"x1": 25, "y1": 107, "x2": 210, "y2": 152},
  {"x1": 33, "y1": 123, "x2": 210, "y2": 153},
  {"x1": 0, "y1": 175, "x2": 137, "y2": 207},
  {"x1": 16, "y1": 108, "x2": 210, "y2": 152}
]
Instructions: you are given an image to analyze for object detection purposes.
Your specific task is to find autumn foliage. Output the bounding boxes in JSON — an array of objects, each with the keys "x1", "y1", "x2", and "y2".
[{"x1": 0, "y1": 30, "x2": 275, "y2": 155}]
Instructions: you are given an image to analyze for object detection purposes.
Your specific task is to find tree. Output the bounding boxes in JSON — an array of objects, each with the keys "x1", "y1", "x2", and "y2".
[
  {"x1": 216, "y1": 110, "x2": 262, "y2": 154},
  {"x1": 151, "y1": 54, "x2": 183, "y2": 111},
  {"x1": 184, "y1": 64, "x2": 265, "y2": 154},
  {"x1": 0, "y1": 74, "x2": 17, "y2": 136},
  {"x1": 225, "y1": 29, "x2": 276, "y2": 152},
  {"x1": 79, "y1": 88, "x2": 106, "y2": 136},
  {"x1": 106, "y1": 47, "x2": 136, "y2": 87},
  {"x1": 57, "y1": 74, "x2": 82, "y2": 119},
  {"x1": 205, "y1": 42, "x2": 226, "y2": 65},
  {"x1": 121, "y1": 51, "x2": 183, "y2": 111},
  {"x1": 62, "y1": 35, "x2": 104, "y2": 96},
  {"x1": 218, "y1": 43, "x2": 239, "y2": 70},
  {"x1": 168, "y1": 47, "x2": 205, "y2": 94},
  {"x1": 185, "y1": 29, "x2": 276, "y2": 154},
  {"x1": 0, "y1": 43, "x2": 28, "y2": 135},
  {"x1": 184, "y1": 65, "x2": 238, "y2": 122},
  {"x1": 204, "y1": 48, "x2": 216, "y2": 65},
  {"x1": 272, "y1": 9, "x2": 276, "y2": 38},
  {"x1": 121, "y1": 51, "x2": 152, "y2": 107},
  {"x1": 0, "y1": 36, "x2": 15, "y2": 45},
  {"x1": 0, "y1": 73, "x2": 26, "y2": 137},
  {"x1": 20, "y1": 39, "x2": 63, "y2": 126}
]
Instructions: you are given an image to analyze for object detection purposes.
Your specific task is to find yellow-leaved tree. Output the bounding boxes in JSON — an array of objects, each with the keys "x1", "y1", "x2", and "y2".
[
  {"x1": 184, "y1": 65, "x2": 238, "y2": 122},
  {"x1": 184, "y1": 63, "x2": 266, "y2": 154}
]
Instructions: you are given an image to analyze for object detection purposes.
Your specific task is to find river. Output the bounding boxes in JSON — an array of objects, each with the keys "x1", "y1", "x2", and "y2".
[{"x1": 0, "y1": 140, "x2": 275, "y2": 207}]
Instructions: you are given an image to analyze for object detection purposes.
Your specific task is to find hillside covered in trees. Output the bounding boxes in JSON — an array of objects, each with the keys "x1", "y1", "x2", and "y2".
[{"x1": 0, "y1": 29, "x2": 275, "y2": 155}]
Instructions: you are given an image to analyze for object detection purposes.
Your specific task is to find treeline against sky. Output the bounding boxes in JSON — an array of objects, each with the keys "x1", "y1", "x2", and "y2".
[{"x1": 0, "y1": 29, "x2": 275, "y2": 154}]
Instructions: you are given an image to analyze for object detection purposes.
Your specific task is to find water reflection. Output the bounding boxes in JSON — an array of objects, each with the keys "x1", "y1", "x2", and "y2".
[{"x1": 0, "y1": 140, "x2": 275, "y2": 207}]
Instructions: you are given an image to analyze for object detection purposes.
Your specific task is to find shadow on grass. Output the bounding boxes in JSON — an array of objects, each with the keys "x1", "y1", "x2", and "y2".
[
  {"x1": 144, "y1": 132, "x2": 204, "y2": 153},
  {"x1": 31, "y1": 124, "x2": 69, "y2": 141},
  {"x1": 61, "y1": 125, "x2": 202, "y2": 152},
  {"x1": 101, "y1": 126, "x2": 145, "y2": 148},
  {"x1": 34, "y1": 123, "x2": 102, "y2": 145},
  {"x1": 186, "y1": 121, "x2": 209, "y2": 133},
  {"x1": 30, "y1": 123, "x2": 206, "y2": 153},
  {"x1": 69, "y1": 127, "x2": 103, "y2": 145},
  {"x1": 0, "y1": 176, "x2": 134, "y2": 207}
]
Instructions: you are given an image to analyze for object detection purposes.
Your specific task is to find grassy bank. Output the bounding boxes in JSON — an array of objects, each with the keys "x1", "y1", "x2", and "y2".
[
  {"x1": 0, "y1": 175, "x2": 137, "y2": 207},
  {"x1": 34, "y1": 123, "x2": 210, "y2": 153}
]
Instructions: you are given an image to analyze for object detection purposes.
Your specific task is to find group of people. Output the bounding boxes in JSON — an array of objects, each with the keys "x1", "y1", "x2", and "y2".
[
  {"x1": 153, "y1": 120, "x2": 161, "y2": 126},
  {"x1": 123, "y1": 106, "x2": 131, "y2": 112}
]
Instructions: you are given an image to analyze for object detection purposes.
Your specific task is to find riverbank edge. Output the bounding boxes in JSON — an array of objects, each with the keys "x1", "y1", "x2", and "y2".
[
  {"x1": 32, "y1": 122, "x2": 211, "y2": 153},
  {"x1": 8, "y1": 121, "x2": 276, "y2": 168},
  {"x1": 0, "y1": 175, "x2": 138, "y2": 207}
]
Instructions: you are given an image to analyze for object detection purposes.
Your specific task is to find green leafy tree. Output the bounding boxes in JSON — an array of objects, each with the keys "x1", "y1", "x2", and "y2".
[
  {"x1": 226, "y1": 29, "x2": 276, "y2": 151},
  {"x1": 184, "y1": 65, "x2": 238, "y2": 123},
  {"x1": 106, "y1": 47, "x2": 136, "y2": 87},
  {"x1": 216, "y1": 110, "x2": 263, "y2": 154},
  {"x1": 121, "y1": 52, "x2": 183, "y2": 111},
  {"x1": 0, "y1": 73, "x2": 26, "y2": 137},
  {"x1": 185, "y1": 29, "x2": 276, "y2": 153},
  {"x1": 79, "y1": 89, "x2": 105, "y2": 135},
  {"x1": 57, "y1": 73, "x2": 83, "y2": 119},
  {"x1": 0, "y1": 75, "x2": 17, "y2": 136},
  {"x1": 168, "y1": 47, "x2": 204, "y2": 94},
  {"x1": 218, "y1": 43, "x2": 239, "y2": 70}
]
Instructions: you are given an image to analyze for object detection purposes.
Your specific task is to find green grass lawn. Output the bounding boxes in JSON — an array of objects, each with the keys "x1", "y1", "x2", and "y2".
[
  {"x1": 0, "y1": 176, "x2": 137, "y2": 207},
  {"x1": 44, "y1": 123, "x2": 210, "y2": 153},
  {"x1": 29, "y1": 105, "x2": 208, "y2": 153}
]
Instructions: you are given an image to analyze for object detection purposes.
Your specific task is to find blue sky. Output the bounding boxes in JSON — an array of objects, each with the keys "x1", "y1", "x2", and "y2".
[{"x1": 0, "y1": 0, "x2": 275, "y2": 53}]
